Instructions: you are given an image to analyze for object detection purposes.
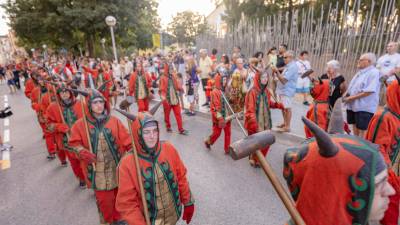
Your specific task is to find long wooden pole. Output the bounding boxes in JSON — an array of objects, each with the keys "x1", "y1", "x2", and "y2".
[
  {"x1": 79, "y1": 94, "x2": 96, "y2": 171},
  {"x1": 125, "y1": 116, "x2": 151, "y2": 225},
  {"x1": 220, "y1": 90, "x2": 305, "y2": 225}
]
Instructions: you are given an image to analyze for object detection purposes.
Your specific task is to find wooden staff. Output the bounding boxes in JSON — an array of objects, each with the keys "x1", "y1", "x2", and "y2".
[
  {"x1": 115, "y1": 108, "x2": 151, "y2": 225},
  {"x1": 79, "y1": 93, "x2": 96, "y2": 171}
]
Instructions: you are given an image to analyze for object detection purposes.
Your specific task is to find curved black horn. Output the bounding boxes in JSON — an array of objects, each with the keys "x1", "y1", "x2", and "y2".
[
  {"x1": 115, "y1": 108, "x2": 137, "y2": 121},
  {"x1": 302, "y1": 116, "x2": 338, "y2": 157},
  {"x1": 149, "y1": 101, "x2": 162, "y2": 115},
  {"x1": 327, "y1": 98, "x2": 344, "y2": 134},
  {"x1": 66, "y1": 88, "x2": 89, "y2": 97}
]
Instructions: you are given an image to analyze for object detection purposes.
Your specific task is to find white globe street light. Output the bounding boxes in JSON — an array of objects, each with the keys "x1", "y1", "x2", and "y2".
[{"x1": 105, "y1": 16, "x2": 118, "y2": 63}]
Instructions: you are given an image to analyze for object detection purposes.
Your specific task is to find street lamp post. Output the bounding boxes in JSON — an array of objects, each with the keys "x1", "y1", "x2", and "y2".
[
  {"x1": 100, "y1": 38, "x2": 106, "y2": 60},
  {"x1": 42, "y1": 44, "x2": 47, "y2": 61},
  {"x1": 105, "y1": 16, "x2": 118, "y2": 63},
  {"x1": 30, "y1": 48, "x2": 35, "y2": 59}
]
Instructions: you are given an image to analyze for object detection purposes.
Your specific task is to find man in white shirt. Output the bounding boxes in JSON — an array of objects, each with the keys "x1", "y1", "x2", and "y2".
[
  {"x1": 295, "y1": 51, "x2": 312, "y2": 105},
  {"x1": 377, "y1": 41, "x2": 400, "y2": 84},
  {"x1": 198, "y1": 49, "x2": 213, "y2": 106},
  {"x1": 124, "y1": 56, "x2": 133, "y2": 78}
]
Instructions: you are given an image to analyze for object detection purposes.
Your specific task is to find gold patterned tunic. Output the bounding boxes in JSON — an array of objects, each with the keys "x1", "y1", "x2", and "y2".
[
  {"x1": 257, "y1": 95, "x2": 271, "y2": 131},
  {"x1": 154, "y1": 163, "x2": 179, "y2": 225},
  {"x1": 137, "y1": 75, "x2": 148, "y2": 100},
  {"x1": 168, "y1": 83, "x2": 179, "y2": 106},
  {"x1": 95, "y1": 132, "x2": 118, "y2": 190}
]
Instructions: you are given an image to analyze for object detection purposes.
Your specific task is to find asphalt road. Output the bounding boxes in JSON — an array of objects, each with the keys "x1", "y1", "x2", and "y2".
[{"x1": 0, "y1": 83, "x2": 297, "y2": 225}]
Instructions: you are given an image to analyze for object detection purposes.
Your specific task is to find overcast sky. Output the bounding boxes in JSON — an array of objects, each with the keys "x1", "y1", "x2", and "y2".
[{"x1": 0, "y1": 0, "x2": 216, "y2": 35}]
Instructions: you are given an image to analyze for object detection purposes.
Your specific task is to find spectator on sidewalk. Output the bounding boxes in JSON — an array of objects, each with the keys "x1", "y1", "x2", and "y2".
[
  {"x1": 6, "y1": 66, "x2": 17, "y2": 94},
  {"x1": 267, "y1": 47, "x2": 278, "y2": 67},
  {"x1": 185, "y1": 73, "x2": 196, "y2": 116},
  {"x1": 186, "y1": 57, "x2": 200, "y2": 108},
  {"x1": 199, "y1": 49, "x2": 213, "y2": 106},
  {"x1": 321, "y1": 60, "x2": 347, "y2": 108},
  {"x1": 276, "y1": 44, "x2": 287, "y2": 73},
  {"x1": 344, "y1": 53, "x2": 380, "y2": 137},
  {"x1": 377, "y1": 41, "x2": 400, "y2": 85},
  {"x1": 377, "y1": 41, "x2": 400, "y2": 105},
  {"x1": 296, "y1": 51, "x2": 312, "y2": 106},
  {"x1": 272, "y1": 50, "x2": 299, "y2": 132}
]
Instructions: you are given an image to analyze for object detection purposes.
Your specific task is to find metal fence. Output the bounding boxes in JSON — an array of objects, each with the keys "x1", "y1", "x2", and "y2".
[{"x1": 196, "y1": 0, "x2": 400, "y2": 79}]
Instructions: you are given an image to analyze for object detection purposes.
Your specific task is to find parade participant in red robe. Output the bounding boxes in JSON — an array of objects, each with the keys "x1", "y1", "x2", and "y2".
[
  {"x1": 159, "y1": 63, "x2": 188, "y2": 135},
  {"x1": 366, "y1": 75, "x2": 400, "y2": 225},
  {"x1": 204, "y1": 68, "x2": 231, "y2": 153},
  {"x1": 69, "y1": 89, "x2": 131, "y2": 225},
  {"x1": 244, "y1": 68, "x2": 283, "y2": 167},
  {"x1": 24, "y1": 72, "x2": 38, "y2": 99},
  {"x1": 128, "y1": 62, "x2": 153, "y2": 112},
  {"x1": 83, "y1": 65, "x2": 112, "y2": 101},
  {"x1": 31, "y1": 77, "x2": 57, "y2": 159},
  {"x1": 46, "y1": 85, "x2": 86, "y2": 187},
  {"x1": 284, "y1": 117, "x2": 395, "y2": 225},
  {"x1": 304, "y1": 77, "x2": 330, "y2": 138},
  {"x1": 116, "y1": 107, "x2": 195, "y2": 225}
]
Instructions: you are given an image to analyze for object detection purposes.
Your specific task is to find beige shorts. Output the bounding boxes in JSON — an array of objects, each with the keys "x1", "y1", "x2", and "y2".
[{"x1": 279, "y1": 95, "x2": 293, "y2": 109}]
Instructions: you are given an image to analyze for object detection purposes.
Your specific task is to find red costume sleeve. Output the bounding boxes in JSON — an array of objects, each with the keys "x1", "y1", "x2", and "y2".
[
  {"x1": 210, "y1": 90, "x2": 222, "y2": 122},
  {"x1": 116, "y1": 154, "x2": 147, "y2": 225},
  {"x1": 128, "y1": 72, "x2": 136, "y2": 96},
  {"x1": 24, "y1": 79, "x2": 35, "y2": 99},
  {"x1": 45, "y1": 103, "x2": 61, "y2": 133},
  {"x1": 159, "y1": 76, "x2": 167, "y2": 99},
  {"x1": 114, "y1": 118, "x2": 132, "y2": 155},
  {"x1": 244, "y1": 90, "x2": 258, "y2": 131},
  {"x1": 69, "y1": 119, "x2": 87, "y2": 151},
  {"x1": 366, "y1": 114, "x2": 393, "y2": 164},
  {"x1": 166, "y1": 142, "x2": 194, "y2": 206}
]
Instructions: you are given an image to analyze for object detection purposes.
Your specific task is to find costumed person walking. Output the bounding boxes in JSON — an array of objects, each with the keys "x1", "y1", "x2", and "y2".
[
  {"x1": 284, "y1": 116, "x2": 395, "y2": 225},
  {"x1": 46, "y1": 84, "x2": 86, "y2": 188},
  {"x1": 244, "y1": 66, "x2": 283, "y2": 167},
  {"x1": 159, "y1": 63, "x2": 188, "y2": 135},
  {"x1": 31, "y1": 77, "x2": 57, "y2": 159},
  {"x1": 69, "y1": 90, "x2": 131, "y2": 225},
  {"x1": 366, "y1": 74, "x2": 400, "y2": 225},
  {"x1": 116, "y1": 106, "x2": 195, "y2": 225},
  {"x1": 204, "y1": 67, "x2": 232, "y2": 154},
  {"x1": 304, "y1": 73, "x2": 331, "y2": 138},
  {"x1": 128, "y1": 62, "x2": 153, "y2": 112}
]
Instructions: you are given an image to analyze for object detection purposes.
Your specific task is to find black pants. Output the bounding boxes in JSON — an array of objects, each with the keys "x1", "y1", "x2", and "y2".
[
  {"x1": 201, "y1": 78, "x2": 208, "y2": 92},
  {"x1": 14, "y1": 77, "x2": 20, "y2": 89}
]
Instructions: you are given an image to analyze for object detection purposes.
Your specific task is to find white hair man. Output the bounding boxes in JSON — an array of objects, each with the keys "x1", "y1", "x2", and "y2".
[
  {"x1": 344, "y1": 52, "x2": 380, "y2": 137},
  {"x1": 377, "y1": 41, "x2": 400, "y2": 84}
]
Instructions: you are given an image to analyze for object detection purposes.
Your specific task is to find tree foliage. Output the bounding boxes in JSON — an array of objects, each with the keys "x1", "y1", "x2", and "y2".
[
  {"x1": 167, "y1": 11, "x2": 208, "y2": 47},
  {"x1": 2, "y1": 0, "x2": 160, "y2": 57}
]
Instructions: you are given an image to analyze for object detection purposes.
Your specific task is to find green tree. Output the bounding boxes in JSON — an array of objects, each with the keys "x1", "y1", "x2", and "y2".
[
  {"x1": 2, "y1": 0, "x2": 160, "y2": 57},
  {"x1": 167, "y1": 11, "x2": 208, "y2": 47}
]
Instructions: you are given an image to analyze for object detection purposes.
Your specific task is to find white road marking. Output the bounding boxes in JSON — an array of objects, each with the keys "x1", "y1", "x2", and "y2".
[
  {"x1": 2, "y1": 95, "x2": 11, "y2": 170},
  {"x1": 4, "y1": 129, "x2": 10, "y2": 143}
]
